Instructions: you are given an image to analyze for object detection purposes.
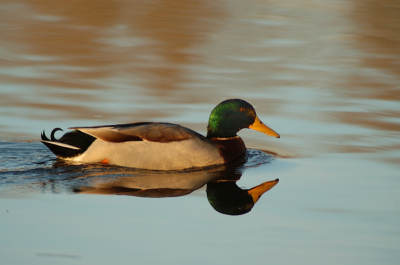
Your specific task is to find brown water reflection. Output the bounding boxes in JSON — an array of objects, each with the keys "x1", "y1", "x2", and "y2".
[
  {"x1": 2, "y1": 0, "x2": 224, "y2": 94},
  {"x1": 353, "y1": 0, "x2": 400, "y2": 78},
  {"x1": 1, "y1": 0, "x2": 399, "y2": 165}
]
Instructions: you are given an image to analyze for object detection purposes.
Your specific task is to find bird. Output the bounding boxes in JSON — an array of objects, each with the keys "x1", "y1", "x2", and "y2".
[{"x1": 40, "y1": 99, "x2": 280, "y2": 170}]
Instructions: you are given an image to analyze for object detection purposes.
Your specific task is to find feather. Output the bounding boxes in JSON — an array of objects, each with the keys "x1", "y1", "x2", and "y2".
[
  {"x1": 70, "y1": 122, "x2": 204, "y2": 143},
  {"x1": 41, "y1": 129, "x2": 96, "y2": 158},
  {"x1": 40, "y1": 140, "x2": 80, "y2": 150}
]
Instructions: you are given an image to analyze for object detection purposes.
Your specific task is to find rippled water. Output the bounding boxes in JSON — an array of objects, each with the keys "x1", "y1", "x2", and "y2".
[{"x1": 1, "y1": 0, "x2": 399, "y2": 264}]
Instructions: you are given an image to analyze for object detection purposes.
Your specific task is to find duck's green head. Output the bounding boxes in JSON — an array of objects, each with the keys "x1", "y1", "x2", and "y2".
[{"x1": 207, "y1": 99, "x2": 280, "y2": 138}]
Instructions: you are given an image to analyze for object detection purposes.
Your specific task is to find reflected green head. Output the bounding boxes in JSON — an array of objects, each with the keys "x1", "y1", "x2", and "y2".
[
  {"x1": 207, "y1": 99, "x2": 257, "y2": 138},
  {"x1": 206, "y1": 181, "x2": 254, "y2": 216}
]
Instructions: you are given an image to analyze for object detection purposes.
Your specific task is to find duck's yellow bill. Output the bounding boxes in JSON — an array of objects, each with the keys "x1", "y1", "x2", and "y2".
[
  {"x1": 248, "y1": 179, "x2": 279, "y2": 203},
  {"x1": 249, "y1": 116, "x2": 280, "y2": 138}
]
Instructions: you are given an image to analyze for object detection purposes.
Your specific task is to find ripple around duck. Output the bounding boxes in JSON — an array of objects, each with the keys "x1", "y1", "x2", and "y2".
[
  {"x1": 244, "y1": 149, "x2": 274, "y2": 167},
  {"x1": 0, "y1": 142, "x2": 275, "y2": 196}
]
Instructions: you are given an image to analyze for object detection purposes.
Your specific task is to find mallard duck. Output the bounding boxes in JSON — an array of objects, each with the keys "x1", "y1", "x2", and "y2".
[{"x1": 40, "y1": 99, "x2": 280, "y2": 170}]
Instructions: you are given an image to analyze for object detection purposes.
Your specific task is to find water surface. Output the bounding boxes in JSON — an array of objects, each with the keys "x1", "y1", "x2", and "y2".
[{"x1": 1, "y1": 0, "x2": 399, "y2": 264}]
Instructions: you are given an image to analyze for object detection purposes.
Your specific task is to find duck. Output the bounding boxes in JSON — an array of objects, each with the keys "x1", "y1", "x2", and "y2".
[{"x1": 40, "y1": 99, "x2": 280, "y2": 170}]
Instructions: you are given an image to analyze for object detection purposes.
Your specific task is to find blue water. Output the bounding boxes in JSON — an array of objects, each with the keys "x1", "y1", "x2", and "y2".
[{"x1": 1, "y1": 0, "x2": 400, "y2": 264}]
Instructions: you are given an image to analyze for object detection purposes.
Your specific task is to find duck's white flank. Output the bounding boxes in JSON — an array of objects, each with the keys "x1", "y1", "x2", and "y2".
[{"x1": 71, "y1": 137, "x2": 224, "y2": 170}]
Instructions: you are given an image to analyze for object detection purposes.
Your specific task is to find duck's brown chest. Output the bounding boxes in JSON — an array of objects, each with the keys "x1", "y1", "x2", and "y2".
[{"x1": 210, "y1": 136, "x2": 247, "y2": 163}]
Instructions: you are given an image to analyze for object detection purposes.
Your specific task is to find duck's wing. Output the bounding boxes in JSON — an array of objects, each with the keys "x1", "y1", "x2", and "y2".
[{"x1": 69, "y1": 122, "x2": 206, "y2": 143}]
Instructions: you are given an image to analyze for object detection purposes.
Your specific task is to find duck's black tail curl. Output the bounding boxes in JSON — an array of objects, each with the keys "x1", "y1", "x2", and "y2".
[
  {"x1": 41, "y1": 128, "x2": 96, "y2": 158},
  {"x1": 41, "y1": 128, "x2": 63, "y2": 141}
]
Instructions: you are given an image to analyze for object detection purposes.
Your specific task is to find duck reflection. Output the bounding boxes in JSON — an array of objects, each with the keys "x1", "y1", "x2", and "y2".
[
  {"x1": 73, "y1": 169, "x2": 222, "y2": 198},
  {"x1": 207, "y1": 179, "x2": 278, "y2": 216},
  {"x1": 68, "y1": 154, "x2": 278, "y2": 216}
]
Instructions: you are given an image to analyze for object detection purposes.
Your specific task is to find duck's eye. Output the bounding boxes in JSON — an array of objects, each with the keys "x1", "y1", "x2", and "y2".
[{"x1": 239, "y1": 107, "x2": 245, "y2": 112}]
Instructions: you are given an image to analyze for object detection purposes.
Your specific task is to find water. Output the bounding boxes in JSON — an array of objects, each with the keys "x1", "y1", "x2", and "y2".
[{"x1": 1, "y1": 0, "x2": 399, "y2": 264}]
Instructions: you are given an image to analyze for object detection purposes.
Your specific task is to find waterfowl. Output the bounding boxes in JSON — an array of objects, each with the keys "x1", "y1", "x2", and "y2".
[{"x1": 40, "y1": 99, "x2": 280, "y2": 170}]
